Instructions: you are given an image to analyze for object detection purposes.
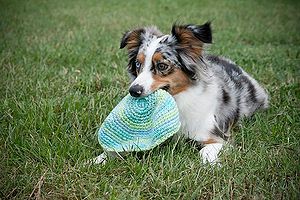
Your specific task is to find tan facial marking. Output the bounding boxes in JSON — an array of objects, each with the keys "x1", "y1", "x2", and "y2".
[
  {"x1": 152, "y1": 52, "x2": 164, "y2": 63},
  {"x1": 150, "y1": 68, "x2": 191, "y2": 95},
  {"x1": 137, "y1": 53, "x2": 145, "y2": 64}
]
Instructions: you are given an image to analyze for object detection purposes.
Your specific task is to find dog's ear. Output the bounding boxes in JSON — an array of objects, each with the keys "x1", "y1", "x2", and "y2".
[
  {"x1": 120, "y1": 28, "x2": 145, "y2": 80},
  {"x1": 120, "y1": 28, "x2": 145, "y2": 50},
  {"x1": 171, "y1": 22, "x2": 212, "y2": 59}
]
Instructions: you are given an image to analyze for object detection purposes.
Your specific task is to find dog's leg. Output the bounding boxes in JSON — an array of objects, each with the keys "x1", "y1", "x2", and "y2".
[
  {"x1": 199, "y1": 143, "x2": 223, "y2": 165},
  {"x1": 92, "y1": 152, "x2": 108, "y2": 165},
  {"x1": 84, "y1": 152, "x2": 108, "y2": 165},
  {"x1": 86, "y1": 151, "x2": 122, "y2": 165}
]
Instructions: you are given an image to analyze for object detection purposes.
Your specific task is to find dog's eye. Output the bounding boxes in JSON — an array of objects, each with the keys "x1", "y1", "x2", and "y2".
[
  {"x1": 135, "y1": 60, "x2": 141, "y2": 69},
  {"x1": 156, "y1": 63, "x2": 169, "y2": 71}
]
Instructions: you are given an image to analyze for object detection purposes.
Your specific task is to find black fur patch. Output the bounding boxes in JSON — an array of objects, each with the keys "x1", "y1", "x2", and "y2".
[
  {"x1": 128, "y1": 60, "x2": 137, "y2": 78},
  {"x1": 176, "y1": 54, "x2": 197, "y2": 80},
  {"x1": 187, "y1": 22, "x2": 212, "y2": 44},
  {"x1": 207, "y1": 55, "x2": 242, "y2": 77},
  {"x1": 234, "y1": 107, "x2": 240, "y2": 123},
  {"x1": 222, "y1": 88, "x2": 230, "y2": 104},
  {"x1": 246, "y1": 81, "x2": 257, "y2": 103}
]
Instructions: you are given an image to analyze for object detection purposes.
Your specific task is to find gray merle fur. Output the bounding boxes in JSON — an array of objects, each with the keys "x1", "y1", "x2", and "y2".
[{"x1": 121, "y1": 22, "x2": 269, "y2": 140}]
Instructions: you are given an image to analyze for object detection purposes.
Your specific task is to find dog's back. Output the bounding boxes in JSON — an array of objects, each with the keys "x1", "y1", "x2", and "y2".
[{"x1": 206, "y1": 54, "x2": 269, "y2": 135}]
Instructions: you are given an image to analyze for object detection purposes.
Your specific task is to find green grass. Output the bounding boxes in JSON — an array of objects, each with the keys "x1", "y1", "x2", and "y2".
[{"x1": 1, "y1": 0, "x2": 299, "y2": 199}]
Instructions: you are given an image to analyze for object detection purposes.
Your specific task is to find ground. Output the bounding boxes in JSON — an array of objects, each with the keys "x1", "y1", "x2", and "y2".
[{"x1": 0, "y1": 0, "x2": 299, "y2": 199}]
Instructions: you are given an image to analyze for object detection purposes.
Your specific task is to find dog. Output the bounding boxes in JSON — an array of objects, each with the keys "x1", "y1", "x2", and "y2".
[{"x1": 92, "y1": 22, "x2": 268, "y2": 165}]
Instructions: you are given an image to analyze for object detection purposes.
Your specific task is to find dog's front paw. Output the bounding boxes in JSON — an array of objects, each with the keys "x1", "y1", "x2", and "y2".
[
  {"x1": 199, "y1": 143, "x2": 223, "y2": 165},
  {"x1": 85, "y1": 153, "x2": 107, "y2": 165}
]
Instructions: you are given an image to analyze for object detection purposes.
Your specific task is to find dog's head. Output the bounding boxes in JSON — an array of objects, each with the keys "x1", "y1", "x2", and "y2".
[{"x1": 120, "y1": 22, "x2": 212, "y2": 97}]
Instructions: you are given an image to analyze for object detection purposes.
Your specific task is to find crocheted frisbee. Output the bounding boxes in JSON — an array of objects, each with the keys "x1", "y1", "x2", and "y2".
[{"x1": 98, "y1": 89, "x2": 181, "y2": 152}]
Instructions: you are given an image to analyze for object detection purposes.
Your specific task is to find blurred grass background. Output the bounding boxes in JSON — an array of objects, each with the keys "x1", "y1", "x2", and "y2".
[{"x1": 1, "y1": 0, "x2": 299, "y2": 199}]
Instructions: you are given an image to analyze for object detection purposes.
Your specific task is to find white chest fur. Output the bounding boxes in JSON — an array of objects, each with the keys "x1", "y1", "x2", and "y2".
[{"x1": 173, "y1": 83, "x2": 219, "y2": 142}]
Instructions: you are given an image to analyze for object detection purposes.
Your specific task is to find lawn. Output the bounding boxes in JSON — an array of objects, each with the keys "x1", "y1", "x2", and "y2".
[{"x1": 1, "y1": 0, "x2": 299, "y2": 199}]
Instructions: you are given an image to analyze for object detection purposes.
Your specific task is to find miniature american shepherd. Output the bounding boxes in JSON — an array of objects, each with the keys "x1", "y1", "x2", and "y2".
[{"x1": 93, "y1": 22, "x2": 268, "y2": 165}]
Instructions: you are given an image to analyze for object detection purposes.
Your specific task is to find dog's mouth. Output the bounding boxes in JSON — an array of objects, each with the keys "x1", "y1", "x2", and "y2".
[{"x1": 160, "y1": 85, "x2": 170, "y2": 92}]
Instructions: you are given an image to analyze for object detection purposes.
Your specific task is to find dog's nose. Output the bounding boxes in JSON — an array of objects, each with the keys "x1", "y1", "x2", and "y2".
[{"x1": 129, "y1": 84, "x2": 144, "y2": 97}]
